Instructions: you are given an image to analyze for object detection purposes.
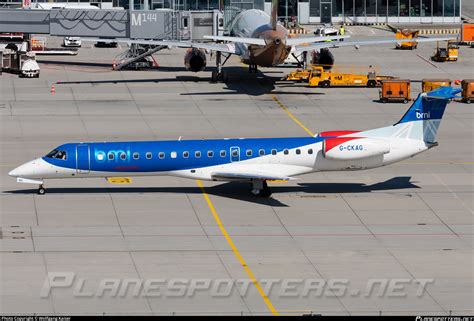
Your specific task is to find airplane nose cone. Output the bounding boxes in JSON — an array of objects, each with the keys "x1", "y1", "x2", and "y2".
[
  {"x1": 8, "y1": 168, "x2": 19, "y2": 177},
  {"x1": 8, "y1": 159, "x2": 43, "y2": 178}
]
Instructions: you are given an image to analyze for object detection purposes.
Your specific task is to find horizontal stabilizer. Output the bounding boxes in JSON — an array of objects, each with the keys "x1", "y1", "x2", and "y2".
[
  {"x1": 203, "y1": 35, "x2": 266, "y2": 45},
  {"x1": 286, "y1": 35, "x2": 349, "y2": 45}
]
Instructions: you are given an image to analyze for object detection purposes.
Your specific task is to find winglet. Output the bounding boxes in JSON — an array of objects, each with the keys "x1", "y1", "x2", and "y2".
[{"x1": 271, "y1": 0, "x2": 278, "y2": 30}]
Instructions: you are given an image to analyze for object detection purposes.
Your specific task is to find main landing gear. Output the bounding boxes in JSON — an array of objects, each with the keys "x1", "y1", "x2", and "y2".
[
  {"x1": 248, "y1": 63, "x2": 258, "y2": 73},
  {"x1": 37, "y1": 184, "x2": 46, "y2": 195},
  {"x1": 211, "y1": 51, "x2": 230, "y2": 83},
  {"x1": 251, "y1": 180, "x2": 272, "y2": 198}
]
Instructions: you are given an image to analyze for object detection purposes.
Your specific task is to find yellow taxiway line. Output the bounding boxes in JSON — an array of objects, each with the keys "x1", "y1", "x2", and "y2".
[
  {"x1": 196, "y1": 179, "x2": 279, "y2": 316},
  {"x1": 270, "y1": 94, "x2": 315, "y2": 137}
]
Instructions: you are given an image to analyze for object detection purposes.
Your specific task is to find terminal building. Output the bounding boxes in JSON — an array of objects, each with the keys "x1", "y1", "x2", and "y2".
[{"x1": 0, "y1": 0, "x2": 462, "y2": 24}]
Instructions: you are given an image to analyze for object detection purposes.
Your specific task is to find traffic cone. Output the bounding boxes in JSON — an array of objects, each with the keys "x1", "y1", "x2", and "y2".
[
  {"x1": 454, "y1": 79, "x2": 461, "y2": 85},
  {"x1": 50, "y1": 84, "x2": 55, "y2": 94},
  {"x1": 112, "y1": 60, "x2": 117, "y2": 70}
]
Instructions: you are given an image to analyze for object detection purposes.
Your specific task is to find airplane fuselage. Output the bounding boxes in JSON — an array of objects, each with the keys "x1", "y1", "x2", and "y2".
[
  {"x1": 9, "y1": 134, "x2": 428, "y2": 182},
  {"x1": 230, "y1": 9, "x2": 291, "y2": 67}
]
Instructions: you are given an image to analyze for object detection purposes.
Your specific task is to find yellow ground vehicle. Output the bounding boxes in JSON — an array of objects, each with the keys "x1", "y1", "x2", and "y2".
[
  {"x1": 431, "y1": 41, "x2": 459, "y2": 62},
  {"x1": 285, "y1": 68, "x2": 312, "y2": 82},
  {"x1": 395, "y1": 29, "x2": 419, "y2": 50},
  {"x1": 307, "y1": 65, "x2": 396, "y2": 88},
  {"x1": 422, "y1": 79, "x2": 451, "y2": 92}
]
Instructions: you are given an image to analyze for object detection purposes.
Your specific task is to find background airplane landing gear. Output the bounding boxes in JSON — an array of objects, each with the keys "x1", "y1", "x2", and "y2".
[
  {"x1": 211, "y1": 70, "x2": 228, "y2": 83},
  {"x1": 251, "y1": 180, "x2": 272, "y2": 197},
  {"x1": 37, "y1": 185, "x2": 46, "y2": 195}
]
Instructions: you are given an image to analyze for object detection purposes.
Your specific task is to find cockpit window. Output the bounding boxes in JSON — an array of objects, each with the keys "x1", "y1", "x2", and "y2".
[{"x1": 46, "y1": 149, "x2": 67, "y2": 160}]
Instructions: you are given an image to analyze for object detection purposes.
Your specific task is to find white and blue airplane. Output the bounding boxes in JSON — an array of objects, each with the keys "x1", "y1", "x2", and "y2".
[{"x1": 9, "y1": 87, "x2": 460, "y2": 197}]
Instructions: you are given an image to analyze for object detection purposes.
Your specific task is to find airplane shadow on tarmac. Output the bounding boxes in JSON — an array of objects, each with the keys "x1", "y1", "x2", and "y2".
[
  {"x1": 7, "y1": 176, "x2": 420, "y2": 207},
  {"x1": 53, "y1": 66, "x2": 324, "y2": 97}
]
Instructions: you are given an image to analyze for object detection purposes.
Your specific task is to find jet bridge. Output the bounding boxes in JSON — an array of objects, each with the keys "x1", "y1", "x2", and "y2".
[
  {"x1": 0, "y1": 8, "x2": 224, "y2": 70},
  {"x1": 0, "y1": 8, "x2": 224, "y2": 40}
]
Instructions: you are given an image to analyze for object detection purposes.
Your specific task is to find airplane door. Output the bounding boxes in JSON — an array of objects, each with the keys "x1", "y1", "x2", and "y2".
[
  {"x1": 230, "y1": 146, "x2": 240, "y2": 162},
  {"x1": 320, "y1": 2, "x2": 332, "y2": 24},
  {"x1": 76, "y1": 144, "x2": 90, "y2": 174}
]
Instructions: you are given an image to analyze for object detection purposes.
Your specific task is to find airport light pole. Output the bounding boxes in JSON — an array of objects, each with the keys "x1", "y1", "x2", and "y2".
[{"x1": 285, "y1": 0, "x2": 288, "y2": 27}]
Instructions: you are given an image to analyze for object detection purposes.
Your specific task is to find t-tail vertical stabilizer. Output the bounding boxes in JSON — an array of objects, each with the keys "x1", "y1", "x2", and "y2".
[{"x1": 359, "y1": 86, "x2": 461, "y2": 143}]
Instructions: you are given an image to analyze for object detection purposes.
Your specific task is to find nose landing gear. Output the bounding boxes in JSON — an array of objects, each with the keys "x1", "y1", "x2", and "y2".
[{"x1": 37, "y1": 184, "x2": 46, "y2": 195}]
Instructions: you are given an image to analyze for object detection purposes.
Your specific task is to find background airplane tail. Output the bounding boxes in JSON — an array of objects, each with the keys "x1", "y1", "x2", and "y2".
[
  {"x1": 362, "y1": 86, "x2": 460, "y2": 143},
  {"x1": 271, "y1": 0, "x2": 278, "y2": 30}
]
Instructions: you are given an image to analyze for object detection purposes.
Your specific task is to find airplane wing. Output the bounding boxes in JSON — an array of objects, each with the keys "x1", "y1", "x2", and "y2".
[
  {"x1": 211, "y1": 170, "x2": 294, "y2": 182},
  {"x1": 82, "y1": 37, "x2": 238, "y2": 54},
  {"x1": 293, "y1": 36, "x2": 456, "y2": 53},
  {"x1": 286, "y1": 35, "x2": 350, "y2": 45}
]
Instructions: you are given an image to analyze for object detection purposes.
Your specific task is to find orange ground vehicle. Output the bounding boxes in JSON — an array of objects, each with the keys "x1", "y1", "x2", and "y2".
[
  {"x1": 379, "y1": 80, "x2": 411, "y2": 103},
  {"x1": 460, "y1": 23, "x2": 474, "y2": 46},
  {"x1": 461, "y1": 79, "x2": 474, "y2": 104},
  {"x1": 395, "y1": 29, "x2": 419, "y2": 50},
  {"x1": 422, "y1": 79, "x2": 451, "y2": 92}
]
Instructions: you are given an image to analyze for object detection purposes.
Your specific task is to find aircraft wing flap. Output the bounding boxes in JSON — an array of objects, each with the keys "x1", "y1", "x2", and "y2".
[
  {"x1": 211, "y1": 170, "x2": 294, "y2": 182},
  {"x1": 293, "y1": 36, "x2": 456, "y2": 53}
]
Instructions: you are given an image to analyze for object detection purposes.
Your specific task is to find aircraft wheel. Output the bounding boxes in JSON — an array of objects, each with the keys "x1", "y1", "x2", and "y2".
[
  {"x1": 221, "y1": 71, "x2": 228, "y2": 83},
  {"x1": 37, "y1": 185, "x2": 46, "y2": 195},
  {"x1": 211, "y1": 70, "x2": 218, "y2": 83}
]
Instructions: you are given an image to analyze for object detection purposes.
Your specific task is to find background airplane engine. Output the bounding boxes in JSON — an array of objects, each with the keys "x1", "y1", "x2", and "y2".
[
  {"x1": 323, "y1": 137, "x2": 390, "y2": 161},
  {"x1": 184, "y1": 48, "x2": 207, "y2": 72},
  {"x1": 311, "y1": 48, "x2": 334, "y2": 70}
]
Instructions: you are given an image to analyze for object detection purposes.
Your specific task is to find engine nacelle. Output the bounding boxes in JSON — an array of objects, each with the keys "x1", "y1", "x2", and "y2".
[
  {"x1": 323, "y1": 137, "x2": 390, "y2": 161},
  {"x1": 311, "y1": 48, "x2": 334, "y2": 70},
  {"x1": 184, "y1": 48, "x2": 207, "y2": 72}
]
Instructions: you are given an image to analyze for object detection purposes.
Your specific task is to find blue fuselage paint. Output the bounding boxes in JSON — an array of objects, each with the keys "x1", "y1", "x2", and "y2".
[{"x1": 43, "y1": 137, "x2": 324, "y2": 173}]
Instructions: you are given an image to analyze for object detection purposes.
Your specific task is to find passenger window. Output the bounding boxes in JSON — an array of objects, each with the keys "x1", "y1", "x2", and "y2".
[
  {"x1": 195, "y1": 151, "x2": 201, "y2": 158},
  {"x1": 232, "y1": 150, "x2": 238, "y2": 157},
  {"x1": 183, "y1": 151, "x2": 189, "y2": 158},
  {"x1": 146, "y1": 152, "x2": 152, "y2": 159},
  {"x1": 259, "y1": 149, "x2": 265, "y2": 156},
  {"x1": 246, "y1": 150, "x2": 252, "y2": 157},
  {"x1": 108, "y1": 152, "x2": 114, "y2": 160},
  {"x1": 308, "y1": 149, "x2": 313, "y2": 155},
  {"x1": 171, "y1": 152, "x2": 177, "y2": 159},
  {"x1": 207, "y1": 151, "x2": 214, "y2": 158},
  {"x1": 296, "y1": 149, "x2": 301, "y2": 155},
  {"x1": 120, "y1": 152, "x2": 126, "y2": 160},
  {"x1": 271, "y1": 149, "x2": 277, "y2": 155},
  {"x1": 158, "y1": 152, "x2": 165, "y2": 159},
  {"x1": 133, "y1": 152, "x2": 139, "y2": 160},
  {"x1": 45, "y1": 149, "x2": 67, "y2": 160},
  {"x1": 220, "y1": 150, "x2": 226, "y2": 157},
  {"x1": 283, "y1": 149, "x2": 289, "y2": 155}
]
